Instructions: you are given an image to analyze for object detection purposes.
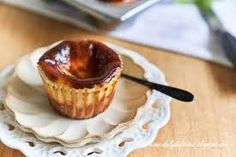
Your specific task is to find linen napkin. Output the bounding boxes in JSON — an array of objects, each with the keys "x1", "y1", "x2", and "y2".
[{"x1": 1, "y1": 0, "x2": 235, "y2": 67}]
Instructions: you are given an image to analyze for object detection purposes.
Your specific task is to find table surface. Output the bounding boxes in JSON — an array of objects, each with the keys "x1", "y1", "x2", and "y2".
[{"x1": 0, "y1": 3, "x2": 236, "y2": 157}]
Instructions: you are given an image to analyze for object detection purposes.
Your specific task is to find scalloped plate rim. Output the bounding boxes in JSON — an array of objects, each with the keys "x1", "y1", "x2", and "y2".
[
  {"x1": 0, "y1": 42, "x2": 171, "y2": 157},
  {"x1": 4, "y1": 43, "x2": 156, "y2": 147}
]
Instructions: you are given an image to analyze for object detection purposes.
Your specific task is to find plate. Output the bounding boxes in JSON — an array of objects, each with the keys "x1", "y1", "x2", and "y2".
[
  {"x1": 0, "y1": 42, "x2": 171, "y2": 156},
  {"x1": 62, "y1": 0, "x2": 161, "y2": 21}
]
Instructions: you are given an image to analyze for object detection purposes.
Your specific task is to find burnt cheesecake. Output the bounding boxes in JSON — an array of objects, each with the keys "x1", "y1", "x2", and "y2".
[{"x1": 38, "y1": 40, "x2": 123, "y2": 119}]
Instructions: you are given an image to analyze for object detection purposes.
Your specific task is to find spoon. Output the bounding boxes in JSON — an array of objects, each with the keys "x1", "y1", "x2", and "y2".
[{"x1": 121, "y1": 73, "x2": 194, "y2": 102}]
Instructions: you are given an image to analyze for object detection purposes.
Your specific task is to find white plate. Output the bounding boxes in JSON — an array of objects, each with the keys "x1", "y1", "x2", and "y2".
[{"x1": 0, "y1": 42, "x2": 171, "y2": 157}]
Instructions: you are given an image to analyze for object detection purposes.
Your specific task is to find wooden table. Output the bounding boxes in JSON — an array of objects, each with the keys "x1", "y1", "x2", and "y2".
[{"x1": 0, "y1": 3, "x2": 236, "y2": 157}]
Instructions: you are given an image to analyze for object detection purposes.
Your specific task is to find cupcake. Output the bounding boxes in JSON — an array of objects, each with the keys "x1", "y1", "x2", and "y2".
[{"x1": 37, "y1": 40, "x2": 123, "y2": 119}]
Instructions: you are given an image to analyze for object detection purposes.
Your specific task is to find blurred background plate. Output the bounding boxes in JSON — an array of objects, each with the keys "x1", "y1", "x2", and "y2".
[{"x1": 62, "y1": 0, "x2": 161, "y2": 29}]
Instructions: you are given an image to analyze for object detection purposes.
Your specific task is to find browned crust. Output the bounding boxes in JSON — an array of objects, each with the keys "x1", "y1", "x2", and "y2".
[{"x1": 38, "y1": 40, "x2": 123, "y2": 89}]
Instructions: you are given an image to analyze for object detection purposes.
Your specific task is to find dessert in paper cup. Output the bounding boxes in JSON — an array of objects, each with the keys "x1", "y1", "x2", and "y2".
[{"x1": 37, "y1": 39, "x2": 123, "y2": 119}]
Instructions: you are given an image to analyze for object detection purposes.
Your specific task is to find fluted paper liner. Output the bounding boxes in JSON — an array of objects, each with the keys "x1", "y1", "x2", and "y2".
[{"x1": 38, "y1": 67, "x2": 122, "y2": 119}]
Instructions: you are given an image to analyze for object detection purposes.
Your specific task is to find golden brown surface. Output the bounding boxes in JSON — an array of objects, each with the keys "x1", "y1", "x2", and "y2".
[
  {"x1": 0, "y1": 3, "x2": 236, "y2": 157},
  {"x1": 38, "y1": 39, "x2": 123, "y2": 119},
  {"x1": 38, "y1": 40, "x2": 122, "y2": 89}
]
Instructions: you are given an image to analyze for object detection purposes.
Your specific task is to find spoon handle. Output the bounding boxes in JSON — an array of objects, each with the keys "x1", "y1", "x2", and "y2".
[{"x1": 121, "y1": 73, "x2": 194, "y2": 102}]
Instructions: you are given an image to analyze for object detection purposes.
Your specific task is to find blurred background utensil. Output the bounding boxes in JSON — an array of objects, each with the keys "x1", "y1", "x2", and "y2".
[{"x1": 198, "y1": 2, "x2": 236, "y2": 67}]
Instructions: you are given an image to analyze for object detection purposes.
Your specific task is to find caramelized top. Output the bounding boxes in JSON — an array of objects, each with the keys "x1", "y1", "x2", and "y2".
[{"x1": 38, "y1": 40, "x2": 122, "y2": 89}]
